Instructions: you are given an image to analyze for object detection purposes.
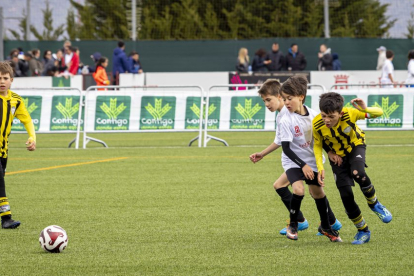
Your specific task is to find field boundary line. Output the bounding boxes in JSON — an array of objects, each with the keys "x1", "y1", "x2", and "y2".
[{"x1": 6, "y1": 157, "x2": 129, "y2": 175}]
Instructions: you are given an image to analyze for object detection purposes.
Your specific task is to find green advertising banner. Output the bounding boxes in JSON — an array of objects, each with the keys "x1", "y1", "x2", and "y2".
[
  {"x1": 52, "y1": 77, "x2": 71, "y2": 87},
  {"x1": 342, "y1": 95, "x2": 358, "y2": 109},
  {"x1": 185, "y1": 97, "x2": 221, "y2": 130},
  {"x1": 94, "y1": 96, "x2": 131, "y2": 130},
  {"x1": 230, "y1": 97, "x2": 265, "y2": 129},
  {"x1": 50, "y1": 96, "x2": 83, "y2": 131},
  {"x1": 140, "y1": 96, "x2": 176, "y2": 130},
  {"x1": 367, "y1": 94, "x2": 403, "y2": 128},
  {"x1": 12, "y1": 96, "x2": 42, "y2": 131}
]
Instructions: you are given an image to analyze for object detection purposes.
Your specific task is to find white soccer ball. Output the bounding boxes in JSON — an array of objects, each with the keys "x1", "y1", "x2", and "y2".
[{"x1": 39, "y1": 225, "x2": 68, "y2": 253}]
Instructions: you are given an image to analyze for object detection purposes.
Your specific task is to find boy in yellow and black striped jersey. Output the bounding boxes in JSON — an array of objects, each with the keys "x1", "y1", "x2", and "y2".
[
  {"x1": 0, "y1": 61, "x2": 36, "y2": 229},
  {"x1": 312, "y1": 92, "x2": 392, "y2": 245}
]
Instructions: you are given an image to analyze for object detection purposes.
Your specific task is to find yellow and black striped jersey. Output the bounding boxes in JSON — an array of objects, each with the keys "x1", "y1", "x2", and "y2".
[
  {"x1": 0, "y1": 90, "x2": 34, "y2": 158},
  {"x1": 313, "y1": 107, "x2": 366, "y2": 171}
]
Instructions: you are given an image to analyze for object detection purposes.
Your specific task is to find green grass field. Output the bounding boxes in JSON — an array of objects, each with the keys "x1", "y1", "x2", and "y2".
[{"x1": 2, "y1": 131, "x2": 414, "y2": 275}]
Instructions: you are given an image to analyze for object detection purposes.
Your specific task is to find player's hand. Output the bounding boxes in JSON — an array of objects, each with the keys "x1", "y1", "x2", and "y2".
[
  {"x1": 26, "y1": 138, "x2": 36, "y2": 151},
  {"x1": 350, "y1": 98, "x2": 367, "y2": 111},
  {"x1": 250, "y1": 152, "x2": 263, "y2": 163},
  {"x1": 328, "y1": 151, "x2": 342, "y2": 166},
  {"x1": 302, "y1": 164, "x2": 314, "y2": 180},
  {"x1": 318, "y1": 170, "x2": 325, "y2": 186}
]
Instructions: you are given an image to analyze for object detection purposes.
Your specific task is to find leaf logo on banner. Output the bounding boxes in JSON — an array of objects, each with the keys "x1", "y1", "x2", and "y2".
[
  {"x1": 100, "y1": 98, "x2": 127, "y2": 119},
  {"x1": 235, "y1": 99, "x2": 262, "y2": 120},
  {"x1": 373, "y1": 97, "x2": 399, "y2": 119},
  {"x1": 56, "y1": 98, "x2": 79, "y2": 119},
  {"x1": 145, "y1": 98, "x2": 172, "y2": 120},
  {"x1": 190, "y1": 103, "x2": 216, "y2": 119},
  {"x1": 23, "y1": 98, "x2": 38, "y2": 114}
]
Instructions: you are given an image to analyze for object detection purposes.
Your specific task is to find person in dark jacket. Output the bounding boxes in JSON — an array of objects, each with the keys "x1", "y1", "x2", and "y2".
[
  {"x1": 252, "y1": 48, "x2": 270, "y2": 72},
  {"x1": 128, "y1": 51, "x2": 143, "y2": 74},
  {"x1": 266, "y1": 43, "x2": 284, "y2": 71},
  {"x1": 332, "y1": 53, "x2": 342, "y2": 70},
  {"x1": 42, "y1": 50, "x2": 55, "y2": 76},
  {"x1": 317, "y1": 44, "x2": 333, "y2": 71},
  {"x1": 285, "y1": 43, "x2": 307, "y2": 71},
  {"x1": 112, "y1": 41, "x2": 130, "y2": 84}
]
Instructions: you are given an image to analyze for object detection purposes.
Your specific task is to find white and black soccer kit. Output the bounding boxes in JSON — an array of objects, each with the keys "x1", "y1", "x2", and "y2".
[
  {"x1": 274, "y1": 106, "x2": 290, "y2": 146},
  {"x1": 279, "y1": 105, "x2": 325, "y2": 185}
]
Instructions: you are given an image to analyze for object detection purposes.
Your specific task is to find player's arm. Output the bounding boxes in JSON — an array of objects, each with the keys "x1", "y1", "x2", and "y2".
[
  {"x1": 250, "y1": 142, "x2": 280, "y2": 163},
  {"x1": 350, "y1": 98, "x2": 383, "y2": 119},
  {"x1": 312, "y1": 126, "x2": 325, "y2": 185},
  {"x1": 281, "y1": 142, "x2": 314, "y2": 180},
  {"x1": 15, "y1": 100, "x2": 36, "y2": 151}
]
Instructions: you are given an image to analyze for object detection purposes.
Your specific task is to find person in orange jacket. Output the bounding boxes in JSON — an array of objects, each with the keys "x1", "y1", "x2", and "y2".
[{"x1": 93, "y1": 57, "x2": 110, "y2": 90}]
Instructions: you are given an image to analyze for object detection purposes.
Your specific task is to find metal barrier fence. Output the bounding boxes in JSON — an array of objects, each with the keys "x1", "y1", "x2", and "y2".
[
  {"x1": 81, "y1": 85, "x2": 205, "y2": 148},
  {"x1": 12, "y1": 87, "x2": 83, "y2": 149}
]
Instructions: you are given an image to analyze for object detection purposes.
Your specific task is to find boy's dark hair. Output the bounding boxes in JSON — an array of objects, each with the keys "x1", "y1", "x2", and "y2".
[
  {"x1": 118, "y1": 41, "x2": 125, "y2": 48},
  {"x1": 319, "y1": 92, "x2": 344, "y2": 114},
  {"x1": 258, "y1": 79, "x2": 281, "y2": 97},
  {"x1": 280, "y1": 75, "x2": 308, "y2": 102},
  {"x1": 0, "y1": 61, "x2": 14, "y2": 78},
  {"x1": 386, "y1": 50, "x2": 394, "y2": 59},
  {"x1": 255, "y1": 48, "x2": 267, "y2": 57},
  {"x1": 407, "y1": 50, "x2": 414, "y2": 60}
]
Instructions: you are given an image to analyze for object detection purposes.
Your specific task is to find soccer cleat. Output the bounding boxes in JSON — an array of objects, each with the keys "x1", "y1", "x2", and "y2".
[
  {"x1": 316, "y1": 219, "x2": 342, "y2": 236},
  {"x1": 286, "y1": 224, "x2": 298, "y2": 240},
  {"x1": 352, "y1": 230, "x2": 371, "y2": 245},
  {"x1": 370, "y1": 202, "x2": 392, "y2": 223},
  {"x1": 318, "y1": 226, "x2": 343, "y2": 242},
  {"x1": 1, "y1": 218, "x2": 21, "y2": 229},
  {"x1": 279, "y1": 219, "x2": 308, "y2": 235}
]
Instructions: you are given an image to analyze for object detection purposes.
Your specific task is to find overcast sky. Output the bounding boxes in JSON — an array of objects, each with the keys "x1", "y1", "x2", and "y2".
[{"x1": 0, "y1": 0, "x2": 413, "y2": 40}]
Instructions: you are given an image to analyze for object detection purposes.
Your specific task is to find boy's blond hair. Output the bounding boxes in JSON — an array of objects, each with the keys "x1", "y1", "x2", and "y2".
[
  {"x1": 0, "y1": 61, "x2": 14, "y2": 78},
  {"x1": 258, "y1": 79, "x2": 281, "y2": 97}
]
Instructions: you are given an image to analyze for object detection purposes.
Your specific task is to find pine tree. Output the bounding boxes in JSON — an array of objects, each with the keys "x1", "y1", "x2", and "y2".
[{"x1": 31, "y1": 0, "x2": 65, "y2": 40}]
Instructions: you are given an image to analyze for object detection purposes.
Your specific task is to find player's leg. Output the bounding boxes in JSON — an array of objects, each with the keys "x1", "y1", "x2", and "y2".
[
  {"x1": 285, "y1": 169, "x2": 306, "y2": 240},
  {"x1": 349, "y1": 146, "x2": 392, "y2": 223},
  {"x1": 0, "y1": 158, "x2": 20, "y2": 229},
  {"x1": 330, "y1": 157, "x2": 370, "y2": 244},
  {"x1": 274, "y1": 172, "x2": 308, "y2": 235},
  {"x1": 307, "y1": 174, "x2": 342, "y2": 242}
]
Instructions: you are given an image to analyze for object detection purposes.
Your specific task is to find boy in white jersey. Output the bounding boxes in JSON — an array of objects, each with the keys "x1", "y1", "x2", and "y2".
[
  {"x1": 250, "y1": 78, "x2": 341, "y2": 237},
  {"x1": 278, "y1": 76, "x2": 341, "y2": 242}
]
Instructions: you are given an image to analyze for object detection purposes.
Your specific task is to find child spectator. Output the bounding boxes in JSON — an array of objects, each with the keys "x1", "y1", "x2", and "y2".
[
  {"x1": 93, "y1": 57, "x2": 110, "y2": 90},
  {"x1": 128, "y1": 51, "x2": 143, "y2": 74}
]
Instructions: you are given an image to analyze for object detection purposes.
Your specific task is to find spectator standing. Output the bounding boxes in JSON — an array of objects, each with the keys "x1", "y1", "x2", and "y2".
[
  {"x1": 54, "y1": 49, "x2": 67, "y2": 75},
  {"x1": 93, "y1": 57, "x2": 110, "y2": 90},
  {"x1": 128, "y1": 51, "x2": 143, "y2": 74},
  {"x1": 7, "y1": 49, "x2": 19, "y2": 61},
  {"x1": 376, "y1": 46, "x2": 387, "y2": 71},
  {"x1": 236, "y1": 47, "x2": 249, "y2": 73},
  {"x1": 332, "y1": 53, "x2": 342, "y2": 70},
  {"x1": 380, "y1": 50, "x2": 395, "y2": 87},
  {"x1": 42, "y1": 50, "x2": 55, "y2": 76},
  {"x1": 266, "y1": 43, "x2": 284, "y2": 71},
  {"x1": 10, "y1": 55, "x2": 22, "y2": 77},
  {"x1": 112, "y1": 41, "x2": 130, "y2": 85},
  {"x1": 18, "y1": 53, "x2": 32, "y2": 77},
  {"x1": 405, "y1": 50, "x2": 414, "y2": 87},
  {"x1": 317, "y1": 44, "x2": 333, "y2": 71},
  {"x1": 29, "y1": 49, "x2": 43, "y2": 76},
  {"x1": 285, "y1": 43, "x2": 307, "y2": 71},
  {"x1": 252, "y1": 48, "x2": 270, "y2": 72},
  {"x1": 62, "y1": 46, "x2": 79, "y2": 75}
]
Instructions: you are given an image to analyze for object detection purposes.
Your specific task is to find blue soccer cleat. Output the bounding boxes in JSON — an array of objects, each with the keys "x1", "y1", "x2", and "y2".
[
  {"x1": 352, "y1": 230, "x2": 371, "y2": 245},
  {"x1": 317, "y1": 219, "x2": 342, "y2": 236},
  {"x1": 370, "y1": 201, "x2": 392, "y2": 223},
  {"x1": 279, "y1": 219, "x2": 308, "y2": 235}
]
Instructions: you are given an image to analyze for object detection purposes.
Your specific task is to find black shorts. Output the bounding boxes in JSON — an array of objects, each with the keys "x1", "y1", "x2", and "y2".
[
  {"x1": 330, "y1": 145, "x2": 367, "y2": 188},
  {"x1": 286, "y1": 168, "x2": 320, "y2": 186},
  {"x1": 0, "y1": 158, "x2": 7, "y2": 177}
]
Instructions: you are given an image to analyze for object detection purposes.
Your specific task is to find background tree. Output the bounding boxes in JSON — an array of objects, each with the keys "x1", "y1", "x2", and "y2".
[{"x1": 30, "y1": 0, "x2": 65, "y2": 40}]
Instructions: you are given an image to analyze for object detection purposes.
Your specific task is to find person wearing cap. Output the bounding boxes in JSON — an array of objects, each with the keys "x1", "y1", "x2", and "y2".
[
  {"x1": 376, "y1": 46, "x2": 386, "y2": 71},
  {"x1": 17, "y1": 52, "x2": 32, "y2": 77}
]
